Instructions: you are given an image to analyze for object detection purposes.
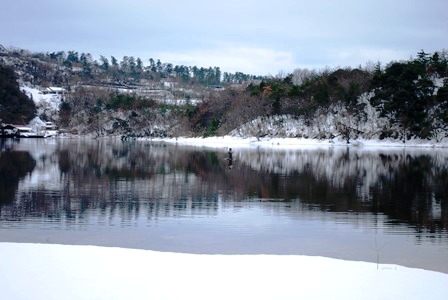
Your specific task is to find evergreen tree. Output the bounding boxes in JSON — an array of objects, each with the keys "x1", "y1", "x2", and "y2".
[
  {"x1": 0, "y1": 64, "x2": 36, "y2": 124},
  {"x1": 120, "y1": 56, "x2": 130, "y2": 75},
  {"x1": 128, "y1": 56, "x2": 136, "y2": 78},
  {"x1": 66, "y1": 51, "x2": 79, "y2": 63},
  {"x1": 156, "y1": 59, "x2": 163, "y2": 75},
  {"x1": 80, "y1": 53, "x2": 93, "y2": 78},
  {"x1": 149, "y1": 58, "x2": 156, "y2": 73},
  {"x1": 110, "y1": 56, "x2": 120, "y2": 81},
  {"x1": 214, "y1": 67, "x2": 221, "y2": 84},
  {"x1": 370, "y1": 55, "x2": 436, "y2": 139},
  {"x1": 165, "y1": 63, "x2": 173, "y2": 77},
  {"x1": 135, "y1": 58, "x2": 144, "y2": 79},
  {"x1": 111, "y1": 56, "x2": 118, "y2": 67},
  {"x1": 99, "y1": 55, "x2": 109, "y2": 71}
]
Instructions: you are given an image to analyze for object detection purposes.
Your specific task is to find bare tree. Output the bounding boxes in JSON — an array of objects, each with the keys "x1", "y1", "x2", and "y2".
[{"x1": 291, "y1": 68, "x2": 317, "y2": 85}]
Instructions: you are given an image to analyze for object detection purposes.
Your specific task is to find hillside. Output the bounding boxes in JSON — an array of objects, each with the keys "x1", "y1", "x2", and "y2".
[{"x1": 1, "y1": 46, "x2": 448, "y2": 144}]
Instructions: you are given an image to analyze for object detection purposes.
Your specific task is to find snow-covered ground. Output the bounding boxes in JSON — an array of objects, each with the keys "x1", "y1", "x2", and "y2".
[
  {"x1": 21, "y1": 85, "x2": 63, "y2": 124},
  {"x1": 152, "y1": 135, "x2": 448, "y2": 149},
  {"x1": 1, "y1": 243, "x2": 446, "y2": 300},
  {"x1": 21, "y1": 86, "x2": 63, "y2": 111}
]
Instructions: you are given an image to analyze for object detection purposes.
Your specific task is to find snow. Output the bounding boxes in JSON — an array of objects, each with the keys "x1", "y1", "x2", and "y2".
[
  {"x1": 153, "y1": 135, "x2": 448, "y2": 150},
  {"x1": 21, "y1": 86, "x2": 62, "y2": 110},
  {"x1": 20, "y1": 85, "x2": 63, "y2": 123},
  {"x1": 0, "y1": 243, "x2": 446, "y2": 300}
]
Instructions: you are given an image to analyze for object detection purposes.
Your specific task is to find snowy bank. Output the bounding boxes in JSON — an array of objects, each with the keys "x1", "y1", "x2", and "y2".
[
  {"x1": 1, "y1": 243, "x2": 447, "y2": 300},
  {"x1": 153, "y1": 136, "x2": 448, "y2": 150}
]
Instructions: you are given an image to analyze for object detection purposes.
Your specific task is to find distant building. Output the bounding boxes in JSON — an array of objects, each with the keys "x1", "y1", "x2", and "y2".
[
  {"x1": 0, "y1": 124, "x2": 43, "y2": 138},
  {"x1": 41, "y1": 87, "x2": 66, "y2": 95},
  {"x1": 210, "y1": 85, "x2": 225, "y2": 91},
  {"x1": 0, "y1": 124, "x2": 17, "y2": 136}
]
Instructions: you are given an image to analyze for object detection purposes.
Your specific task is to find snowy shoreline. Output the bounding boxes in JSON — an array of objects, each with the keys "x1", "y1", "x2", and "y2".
[
  {"x1": 148, "y1": 135, "x2": 448, "y2": 150},
  {"x1": 1, "y1": 242, "x2": 447, "y2": 300}
]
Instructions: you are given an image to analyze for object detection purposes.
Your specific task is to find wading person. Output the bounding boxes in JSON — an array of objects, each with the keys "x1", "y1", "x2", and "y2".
[{"x1": 227, "y1": 148, "x2": 233, "y2": 169}]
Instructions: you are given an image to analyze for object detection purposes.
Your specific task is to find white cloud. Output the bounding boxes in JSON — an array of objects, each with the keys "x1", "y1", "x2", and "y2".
[
  {"x1": 327, "y1": 47, "x2": 411, "y2": 67},
  {"x1": 156, "y1": 46, "x2": 295, "y2": 76}
]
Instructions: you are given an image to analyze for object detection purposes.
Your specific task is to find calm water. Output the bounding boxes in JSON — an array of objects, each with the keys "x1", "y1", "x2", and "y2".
[{"x1": 1, "y1": 138, "x2": 447, "y2": 273}]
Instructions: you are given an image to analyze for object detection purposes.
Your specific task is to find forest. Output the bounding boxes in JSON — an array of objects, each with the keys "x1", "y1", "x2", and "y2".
[{"x1": 1, "y1": 47, "x2": 447, "y2": 142}]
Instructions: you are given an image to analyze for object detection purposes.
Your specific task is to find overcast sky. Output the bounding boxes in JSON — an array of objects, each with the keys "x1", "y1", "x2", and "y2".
[{"x1": 1, "y1": 0, "x2": 447, "y2": 75}]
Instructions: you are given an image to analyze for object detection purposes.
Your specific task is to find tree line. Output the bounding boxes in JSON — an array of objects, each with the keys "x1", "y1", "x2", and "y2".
[
  {"x1": 191, "y1": 50, "x2": 448, "y2": 140},
  {"x1": 370, "y1": 50, "x2": 448, "y2": 139},
  {"x1": 27, "y1": 50, "x2": 262, "y2": 85}
]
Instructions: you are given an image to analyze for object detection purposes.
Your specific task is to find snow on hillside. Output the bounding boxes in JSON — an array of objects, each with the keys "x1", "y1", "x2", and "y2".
[
  {"x1": 230, "y1": 93, "x2": 383, "y2": 140},
  {"x1": 228, "y1": 92, "x2": 448, "y2": 146},
  {"x1": 20, "y1": 86, "x2": 62, "y2": 112},
  {"x1": 14, "y1": 85, "x2": 65, "y2": 133},
  {"x1": 15, "y1": 79, "x2": 448, "y2": 146}
]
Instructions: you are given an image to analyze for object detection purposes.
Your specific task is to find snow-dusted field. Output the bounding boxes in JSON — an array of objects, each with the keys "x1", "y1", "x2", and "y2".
[{"x1": 1, "y1": 243, "x2": 447, "y2": 300}]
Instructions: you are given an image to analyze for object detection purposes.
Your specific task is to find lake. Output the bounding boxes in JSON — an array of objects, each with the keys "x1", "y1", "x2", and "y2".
[{"x1": 1, "y1": 138, "x2": 447, "y2": 273}]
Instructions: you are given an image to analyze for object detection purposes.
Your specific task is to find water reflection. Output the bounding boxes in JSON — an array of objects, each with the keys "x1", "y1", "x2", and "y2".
[
  {"x1": 0, "y1": 146, "x2": 36, "y2": 204},
  {"x1": 238, "y1": 147, "x2": 448, "y2": 229},
  {"x1": 0, "y1": 139, "x2": 447, "y2": 273}
]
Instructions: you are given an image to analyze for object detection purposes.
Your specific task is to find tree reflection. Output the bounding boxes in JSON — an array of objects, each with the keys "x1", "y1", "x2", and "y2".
[
  {"x1": 370, "y1": 155, "x2": 448, "y2": 233},
  {"x1": 0, "y1": 150, "x2": 36, "y2": 204}
]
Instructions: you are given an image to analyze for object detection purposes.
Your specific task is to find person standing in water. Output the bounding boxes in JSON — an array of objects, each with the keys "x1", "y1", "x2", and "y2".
[{"x1": 227, "y1": 148, "x2": 233, "y2": 169}]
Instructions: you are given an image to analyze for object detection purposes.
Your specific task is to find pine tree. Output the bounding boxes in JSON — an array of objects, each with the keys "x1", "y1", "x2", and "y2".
[{"x1": 0, "y1": 64, "x2": 36, "y2": 124}]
